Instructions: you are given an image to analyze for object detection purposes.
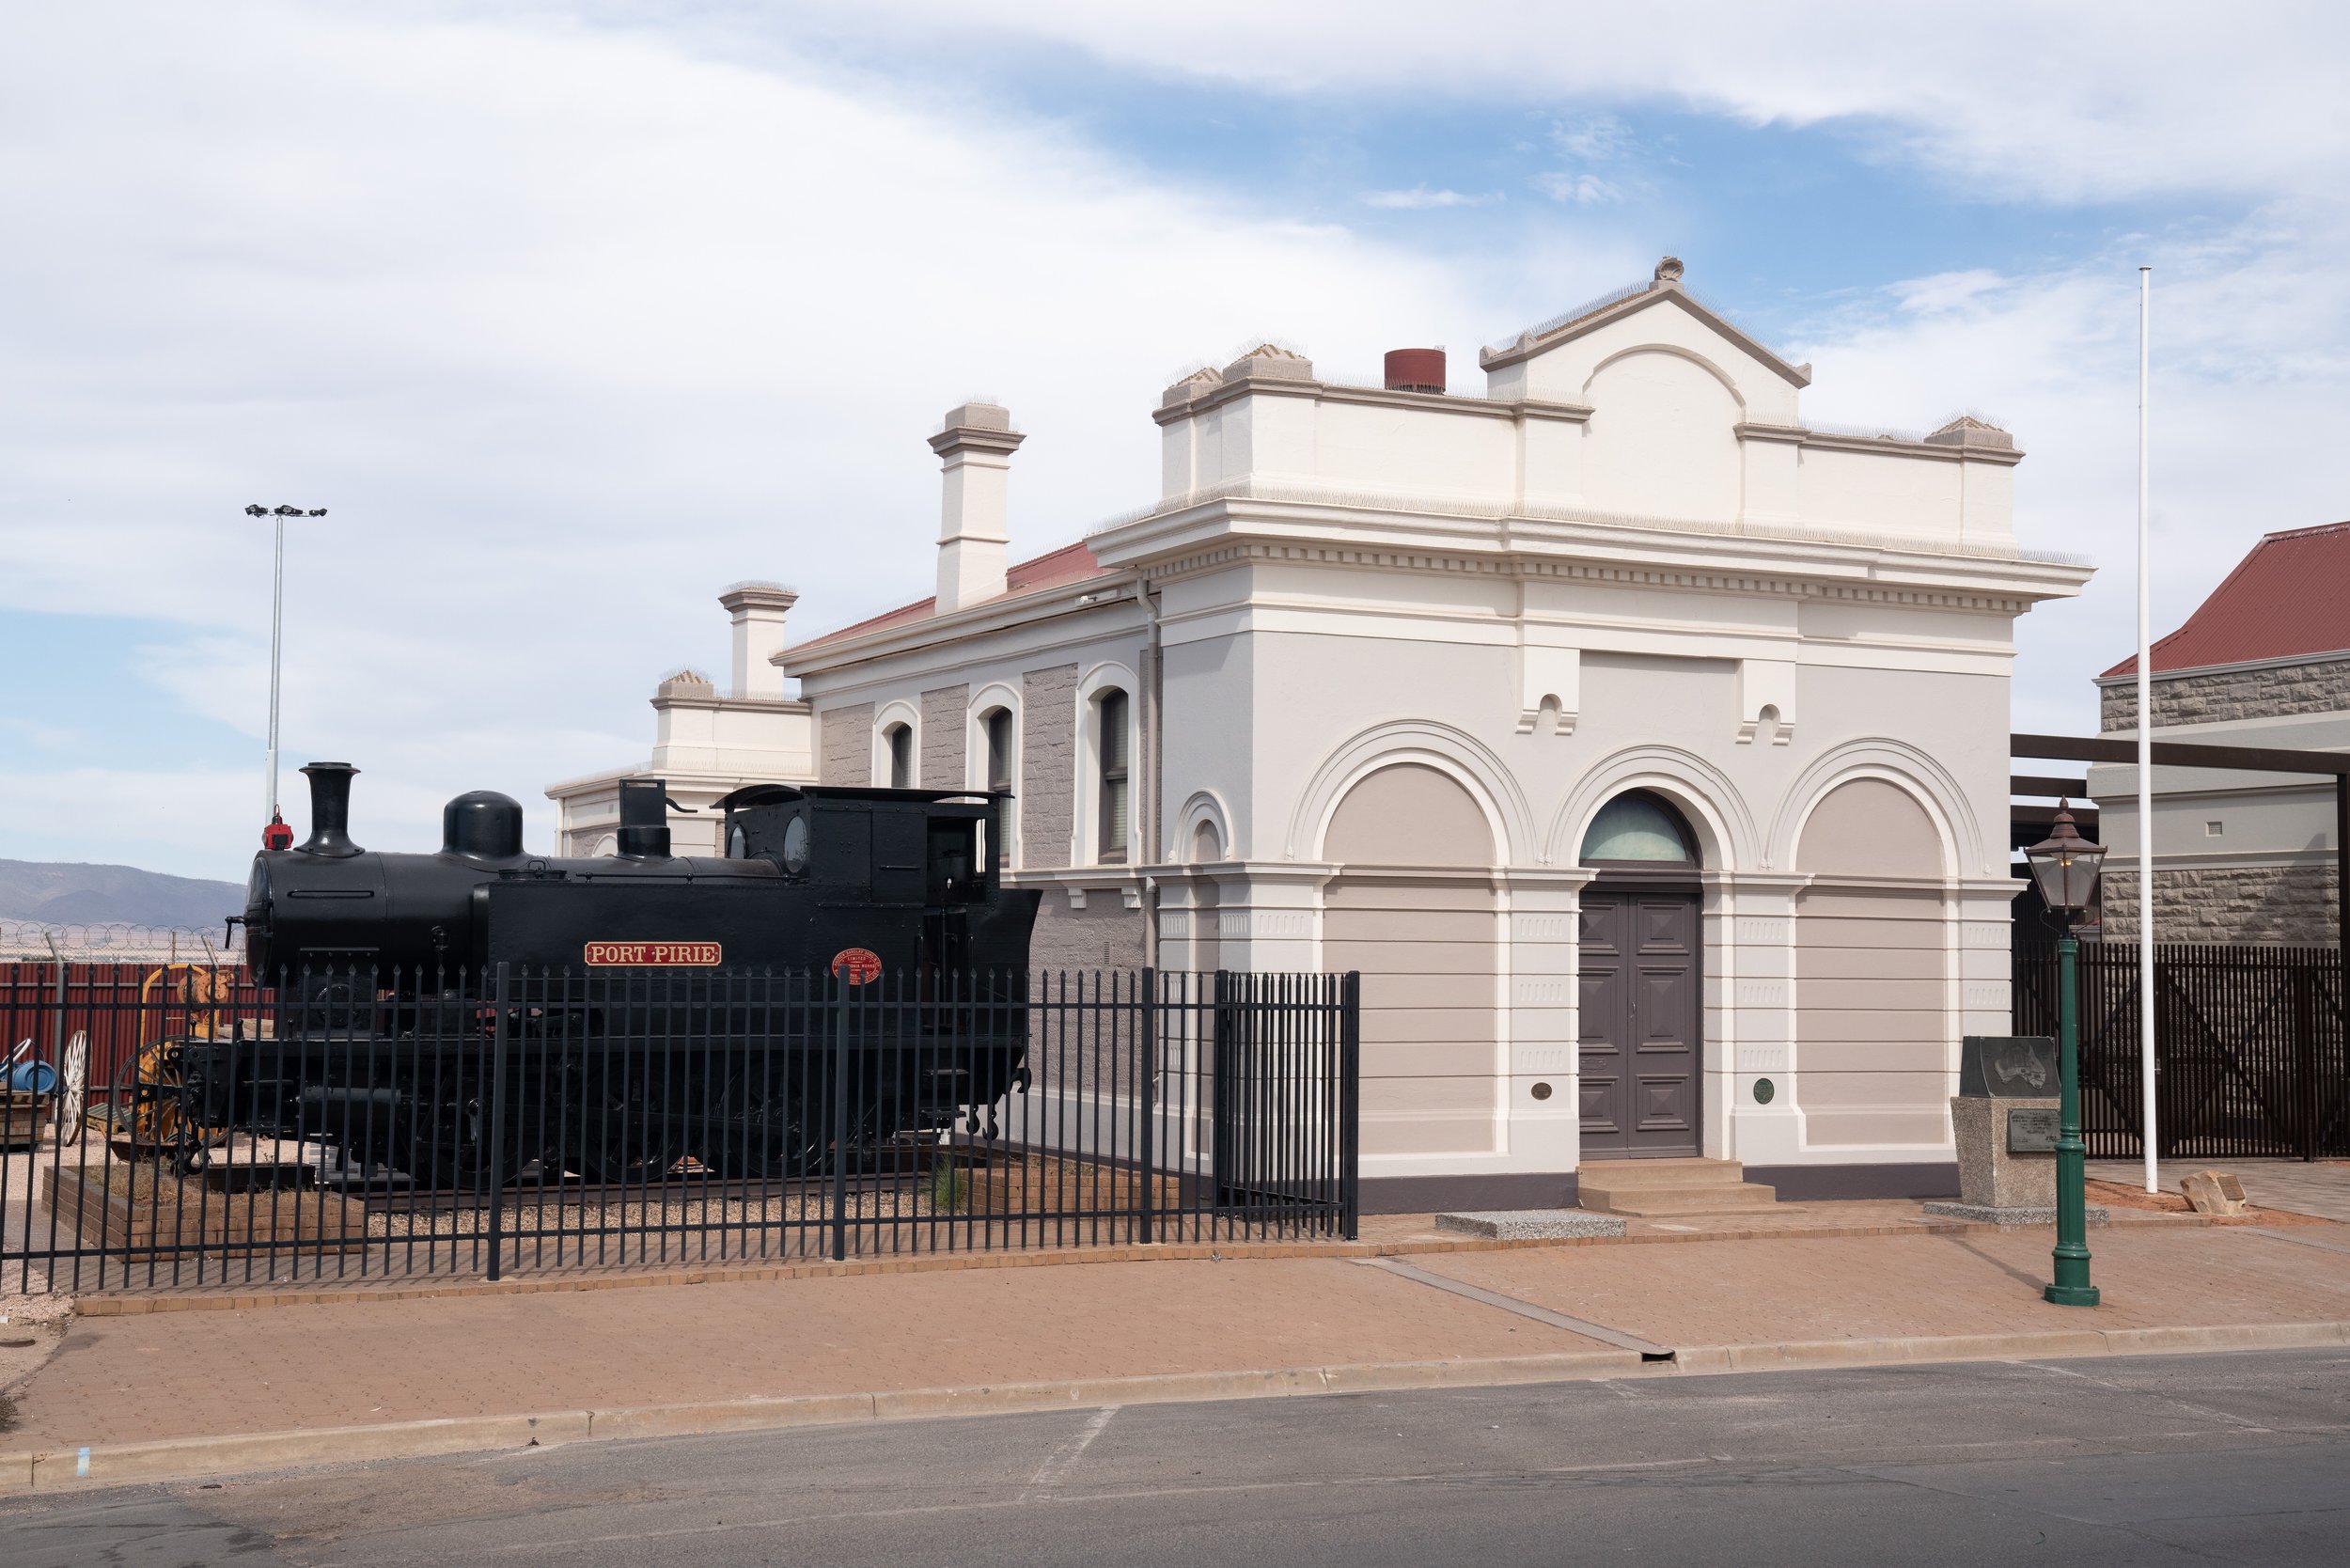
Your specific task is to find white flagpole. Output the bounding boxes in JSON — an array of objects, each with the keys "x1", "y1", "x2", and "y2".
[{"x1": 2137, "y1": 266, "x2": 2157, "y2": 1194}]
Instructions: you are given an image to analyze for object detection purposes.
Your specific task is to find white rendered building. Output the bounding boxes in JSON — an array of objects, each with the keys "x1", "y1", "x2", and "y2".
[
  {"x1": 547, "y1": 585, "x2": 815, "y2": 855},
  {"x1": 557, "y1": 259, "x2": 2092, "y2": 1210}
]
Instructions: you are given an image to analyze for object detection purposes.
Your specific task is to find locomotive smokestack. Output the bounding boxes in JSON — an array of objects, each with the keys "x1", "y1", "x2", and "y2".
[
  {"x1": 614, "y1": 777, "x2": 672, "y2": 859},
  {"x1": 298, "y1": 761, "x2": 363, "y2": 858}
]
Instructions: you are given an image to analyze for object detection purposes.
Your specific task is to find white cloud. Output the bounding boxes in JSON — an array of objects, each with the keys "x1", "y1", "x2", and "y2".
[
  {"x1": 0, "y1": 1, "x2": 1637, "y2": 876},
  {"x1": 1530, "y1": 172, "x2": 1623, "y2": 205},
  {"x1": 1549, "y1": 113, "x2": 1634, "y2": 164},
  {"x1": 802, "y1": 1, "x2": 2350, "y2": 206},
  {"x1": 1360, "y1": 186, "x2": 1502, "y2": 209},
  {"x1": 1784, "y1": 218, "x2": 2350, "y2": 735}
]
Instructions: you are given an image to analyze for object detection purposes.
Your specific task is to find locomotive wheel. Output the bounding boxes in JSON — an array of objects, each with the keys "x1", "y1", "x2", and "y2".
[
  {"x1": 575, "y1": 1116, "x2": 685, "y2": 1185},
  {"x1": 406, "y1": 1093, "x2": 523, "y2": 1191},
  {"x1": 569, "y1": 1060, "x2": 687, "y2": 1185},
  {"x1": 699, "y1": 1073, "x2": 823, "y2": 1181}
]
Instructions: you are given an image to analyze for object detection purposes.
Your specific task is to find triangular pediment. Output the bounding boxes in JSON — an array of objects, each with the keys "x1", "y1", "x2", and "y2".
[{"x1": 1481, "y1": 263, "x2": 1812, "y2": 389}]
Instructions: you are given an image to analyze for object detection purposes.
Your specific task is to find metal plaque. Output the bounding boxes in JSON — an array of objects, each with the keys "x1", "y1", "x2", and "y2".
[
  {"x1": 2006, "y1": 1107, "x2": 2060, "y2": 1153},
  {"x1": 583, "y1": 941, "x2": 723, "y2": 966},
  {"x1": 1959, "y1": 1036, "x2": 2059, "y2": 1098}
]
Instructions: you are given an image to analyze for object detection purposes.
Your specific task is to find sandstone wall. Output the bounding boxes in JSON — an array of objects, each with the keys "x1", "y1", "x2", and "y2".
[
  {"x1": 2099, "y1": 864, "x2": 2340, "y2": 945},
  {"x1": 2101, "y1": 658, "x2": 2350, "y2": 732}
]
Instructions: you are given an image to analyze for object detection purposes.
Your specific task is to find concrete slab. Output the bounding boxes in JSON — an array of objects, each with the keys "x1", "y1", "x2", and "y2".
[{"x1": 1434, "y1": 1211, "x2": 1628, "y2": 1240}]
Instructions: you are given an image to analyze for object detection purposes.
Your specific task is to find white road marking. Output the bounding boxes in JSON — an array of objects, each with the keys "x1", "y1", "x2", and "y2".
[{"x1": 1020, "y1": 1404, "x2": 1119, "y2": 1502}]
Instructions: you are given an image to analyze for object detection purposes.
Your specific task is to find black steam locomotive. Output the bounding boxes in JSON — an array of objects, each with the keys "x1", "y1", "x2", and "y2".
[{"x1": 194, "y1": 761, "x2": 1040, "y2": 1185}]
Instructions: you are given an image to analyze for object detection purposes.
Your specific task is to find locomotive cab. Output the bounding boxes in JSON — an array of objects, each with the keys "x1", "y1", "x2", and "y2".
[{"x1": 718, "y1": 786, "x2": 999, "y2": 907}]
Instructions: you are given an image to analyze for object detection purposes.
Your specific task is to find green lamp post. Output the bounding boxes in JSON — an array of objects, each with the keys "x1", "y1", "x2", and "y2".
[{"x1": 2024, "y1": 801, "x2": 2107, "y2": 1308}]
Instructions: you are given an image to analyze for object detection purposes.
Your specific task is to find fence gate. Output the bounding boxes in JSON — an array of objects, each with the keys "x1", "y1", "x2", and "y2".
[{"x1": 2013, "y1": 941, "x2": 2347, "y2": 1159}]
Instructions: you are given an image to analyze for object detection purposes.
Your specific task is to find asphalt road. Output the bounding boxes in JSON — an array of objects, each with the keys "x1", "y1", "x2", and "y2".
[{"x1": 6, "y1": 1348, "x2": 2348, "y2": 1566}]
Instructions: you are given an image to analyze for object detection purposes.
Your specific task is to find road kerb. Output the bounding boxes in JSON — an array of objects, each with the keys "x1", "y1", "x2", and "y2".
[
  {"x1": 5, "y1": 1320, "x2": 2345, "y2": 1496},
  {"x1": 585, "y1": 1392, "x2": 878, "y2": 1444},
  {"x1": 15, "y1": 1411, "x2": 590, "y2": 1493}
]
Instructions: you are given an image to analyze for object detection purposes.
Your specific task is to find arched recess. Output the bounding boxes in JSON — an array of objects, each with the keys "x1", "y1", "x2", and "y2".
[
  {"x1": 1547, "y1": 745, "x2": 1757, "y2": 873},
  {"x1": 1290, "y1": 719, "x2": 1532, "y2": 865},
  {"x1": 1577, "y1": 346, "x2": 1745, "y2": 523},
  {"x1": 1766, "y1": 739, "x2": 1981, "y2": 877},
  {"x1": 1322, "y1": 762, "x2": 1504, "y2": 1161},
  {"x1": 1790, "y1": 775, "x2": 1954, "y2": 1150},
  {"x1": 870, "y1": 698, "x2": 920, "y2": 790},
  {"x1": 1175, "y1": 790, "x2": 1232, "y2": 864}
]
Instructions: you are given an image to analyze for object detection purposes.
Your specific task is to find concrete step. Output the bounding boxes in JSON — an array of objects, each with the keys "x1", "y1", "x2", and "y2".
[
  {"x1": 1574, "y1": 1158, "x2": 1745, "y2": 1188},
  {"x1": 1579, "y1": 1183, "x2": 1782, "y2": 1217}
]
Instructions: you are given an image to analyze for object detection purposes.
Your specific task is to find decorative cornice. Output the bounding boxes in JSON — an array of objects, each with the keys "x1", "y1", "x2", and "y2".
[
  {"x1": 1794, "y1": 429, "x2": 2025, "y2": 466},
  {"x1": 650, "y1": 692, "x2": 809, "y2": 714},
  {"x1": 719, "y1": 584, "x2": 799, "y2": 614},
  {"x1": 1152, "y1": 374, "x2": 1594, "y2": 429}
]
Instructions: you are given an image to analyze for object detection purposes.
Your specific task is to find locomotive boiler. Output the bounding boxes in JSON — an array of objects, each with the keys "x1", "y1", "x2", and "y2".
[{"x1": 193, "y1": 761, "x2": 1041, "y2": 1185}]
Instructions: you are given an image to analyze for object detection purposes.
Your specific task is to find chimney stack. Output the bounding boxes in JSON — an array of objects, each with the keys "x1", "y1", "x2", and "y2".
[
  {"x1": 1383, "y1": 348, "x2": 1446, "y2": 394},
  {"x1": 928, "y1": 402, "x2": 1026, "y2": 613},
  {"x1": 718, "y1": 583, "x2": 797, "y2": 698}
]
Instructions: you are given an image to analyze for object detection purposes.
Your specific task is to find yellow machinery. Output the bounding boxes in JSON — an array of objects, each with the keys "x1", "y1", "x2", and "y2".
[{"x1": 110, "y1": 964, "x2": 236, "y2": 1163}]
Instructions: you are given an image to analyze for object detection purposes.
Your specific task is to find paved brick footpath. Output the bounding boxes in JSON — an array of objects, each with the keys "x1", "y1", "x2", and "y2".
[{"x1": 8, "y1": 1220, "x2": 2350, "y2": 1453}]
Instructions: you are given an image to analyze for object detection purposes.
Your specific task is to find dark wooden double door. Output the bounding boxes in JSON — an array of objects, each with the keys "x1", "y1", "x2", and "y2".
[{"x1": 1578, "y1": 888, "x2": 1700, "y2": 1158}]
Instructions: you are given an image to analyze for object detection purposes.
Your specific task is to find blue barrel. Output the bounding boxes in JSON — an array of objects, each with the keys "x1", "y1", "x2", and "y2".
[{"x1": 4, "y1": 1060, "x2": 58, "y2": 1095}]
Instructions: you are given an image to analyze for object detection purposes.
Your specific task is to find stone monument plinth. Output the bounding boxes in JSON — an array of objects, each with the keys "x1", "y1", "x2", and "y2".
[{"x1": 1923, "y1": 1036, "x2": 2107, "y2": 1228}]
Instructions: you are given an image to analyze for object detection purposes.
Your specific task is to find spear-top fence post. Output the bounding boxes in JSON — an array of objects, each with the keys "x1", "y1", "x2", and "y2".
[{"x1": 485, "y1": 963, "x2": 510, "y2": 1283}]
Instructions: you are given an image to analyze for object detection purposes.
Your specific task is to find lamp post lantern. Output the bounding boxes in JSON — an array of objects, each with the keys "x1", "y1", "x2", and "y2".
[
  {"x1": 2024, "y1": 801, "x2": 2107, "y2": 1307},
  {"x1": 249, "y1": 503, "x2": 327, "y2": 850}
]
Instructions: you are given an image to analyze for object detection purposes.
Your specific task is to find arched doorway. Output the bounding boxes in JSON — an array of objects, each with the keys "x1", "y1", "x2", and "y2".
[{"x1": 1577, "y1": 790, "x2": 1701, "y2": 1159}]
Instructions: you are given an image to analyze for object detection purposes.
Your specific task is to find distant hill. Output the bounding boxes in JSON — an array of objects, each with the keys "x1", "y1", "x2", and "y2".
[{"x1": 0, "y1": 858, "x2": 245, "y2": 930}]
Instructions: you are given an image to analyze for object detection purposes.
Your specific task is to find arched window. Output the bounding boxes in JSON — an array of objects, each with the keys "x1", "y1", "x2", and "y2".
[
  {"x1": 885, "y1": 722, "x2": 914, "y2": 789},
  {"x1": 1096, "y1": 688, "x2": 1130, "y2": 862},
  {"x1": 982, "y1": 707, "x2": 1015, "y2": 793},
  {"x1": 1579, "y1": 790, "x2": 1697, "y2": 867}
]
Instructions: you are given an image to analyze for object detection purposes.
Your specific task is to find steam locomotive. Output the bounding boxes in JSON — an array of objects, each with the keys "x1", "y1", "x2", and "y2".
[{"x1": 192, "y1": 761, "x2": 1041, "y2": 1185}]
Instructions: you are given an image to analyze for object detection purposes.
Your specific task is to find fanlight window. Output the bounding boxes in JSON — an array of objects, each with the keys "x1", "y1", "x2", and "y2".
[{"x1": 1579, "y1": 791, "x2": 1697, "y2": 866}]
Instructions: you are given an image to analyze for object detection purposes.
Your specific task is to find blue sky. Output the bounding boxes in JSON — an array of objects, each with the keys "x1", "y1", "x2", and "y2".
[{"x1": 4, "y1": 2, "x2": 2345, "y2": 881}]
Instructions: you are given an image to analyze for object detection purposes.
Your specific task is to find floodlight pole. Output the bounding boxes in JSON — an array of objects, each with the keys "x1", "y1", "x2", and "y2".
[
  {"x1": 2136, "y1": 267, "x2": 2157, "y2": 1195},
  {"x1": 252, "y1": 503, "x2": 326, "y2": 833}
]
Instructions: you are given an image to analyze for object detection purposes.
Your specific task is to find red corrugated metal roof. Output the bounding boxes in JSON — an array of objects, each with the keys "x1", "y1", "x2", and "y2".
[
  {"x1": 2105, "y1": 521, "x2": 2350, "y2": 677},
  {"x1": 791, "y1": 541, "x2": 1112, "y2": 654}
]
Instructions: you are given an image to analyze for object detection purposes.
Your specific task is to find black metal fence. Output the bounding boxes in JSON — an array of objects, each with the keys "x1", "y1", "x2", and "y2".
[
  {"x1": 2014, "y1": 941, "x2": 2346, "y2": 1159},
  {"x1": 2, "y1": 964, "x2": 1358, "y2": 1293}
]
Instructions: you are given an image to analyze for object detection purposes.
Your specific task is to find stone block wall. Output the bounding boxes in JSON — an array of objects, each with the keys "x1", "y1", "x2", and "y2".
[
  {"x1": 1028, "y1": 897, "x2": 1148, "y2": 971},
  {"x1": 2099, "y1": 864, "x2": 2340, "y2": 945},
  {"x1": 2101, "y1": 658, "x2": 2350, "y2": 731},
  {"x1": 1021, "y1": 664, "x2": 1077, "y2": 869},
  {"x1": 819, "y1": 701, "x2": 874, "y2": 786},
  {"x1": 920, "y1": 684, "x2": 968, "y2": 789}
]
